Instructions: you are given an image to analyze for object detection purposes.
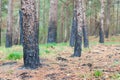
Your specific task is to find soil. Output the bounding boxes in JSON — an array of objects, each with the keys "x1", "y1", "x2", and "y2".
[{"x1": 0, "y1": 44, "x2": 120, "y2": 80}]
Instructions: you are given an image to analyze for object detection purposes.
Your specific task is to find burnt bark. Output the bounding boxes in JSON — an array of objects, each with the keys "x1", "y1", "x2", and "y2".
[
  {"x1": 47, "y1": 21, "x2": 57, "y2": 43},
  {"x1": 82, "y1": 0, "x2": 89, "y2": 48},
  {"x1": 47, "y1": 0, "x2": 58, "y2": 43},
  {"x1": 99, "y1": 26, "x2": 104, "y2": 43},
  {"x1": 70, "y1": 3, "x2": 77, "y2": 47},
  {"x1": 73, "y1": 31, "x2": 82, "y2": 57},
  {"x1": 99, "y1": 0, "x2": 105, "y2": 43},
  {"x1": 21, "y1": 0, "x2": 40, "y2": 69},
  {"x1": 19, "y1": 10, "x2": 23, "y2": 45},
  {"x1": 6, "y1": 0, "x2": 13, "y2": 47},
  {"x1": 73, "y1": 0, "x2": 83, "y2": 57},
  {"x1": 105, "y1": 0, "x2": 111, "y2": 38},
  {"x1": 82, "y1": 25, "x2": 89, "y2": 48}
]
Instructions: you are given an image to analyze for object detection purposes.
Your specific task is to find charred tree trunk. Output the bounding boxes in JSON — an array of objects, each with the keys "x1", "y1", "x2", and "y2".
[
  {"x1": 99, "y1": 0, "x2": 105, "y2": 43},
  {"x1": 0, "y1": 0, "x2": 1, "y2": 46},
  {"x1": 105, "y1": 0, "x2": 111, "y2": 38},
  {"x1": 82, "y1": 0, "x2": 89, "y2": 48},
  {"x1": 21, "y1": 0, "x2": 40, "y2": 69},
  {"x1": 19, "y1": 10, "x2": 23, "y2": 45},
  {"x1": 36, "y1": 0, "x2": 40, "y2": 44},
  {"x1": 47, "y1": 0, "x2": 58, "y2": 43},
  {"x1": 73, "y1": 0, "x2": 83, "y2": 57},
  {"x1": 70, "y1": 1, "x2": 77, "y2": 47},
  {"x1": 6, "y1": 0, "x2": 13, "y2": 47}
]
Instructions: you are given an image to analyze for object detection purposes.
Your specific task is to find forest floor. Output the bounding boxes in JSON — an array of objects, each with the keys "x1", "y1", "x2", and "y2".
[{"x1": 0, "y1": 36, "x2": 120, "y2": 80}]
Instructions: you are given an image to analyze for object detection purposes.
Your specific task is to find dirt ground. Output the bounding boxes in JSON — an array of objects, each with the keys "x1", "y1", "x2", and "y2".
[{"x1": 0, "y1": 42, "x2": 120, "y2": 80}]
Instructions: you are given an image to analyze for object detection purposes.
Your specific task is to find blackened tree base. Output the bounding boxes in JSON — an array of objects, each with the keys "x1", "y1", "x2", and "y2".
[
  {"x1": 23, "y1": 23, "x2": 40, "y2": 69},
  {"x1": 82, "y1": 26, "x2": 89, "y2": 48},
  {"x1": 73, "y1": 34, "x2": 82, "y2": 57},
  {"x1": 23, "y1": 45, "x2": 40, "y2": 69},
  {"x1": 99, "y1": 27, "x2": 104, "y2": 43},
  {"x1": 6, "y1": 33, "x2": 12, "y2": 48},
  {"x1": 47, "y1": 21, "x2": 57, "y2": 43},
  {"x1": 23, "y1": 27, "x2": 40, "y2": 69},
  {"x1": 70, "y1": 10, "x2": 77, "y2": 47},
  {"x1": 105, "y1": 30, "x2": 109, "y2": 38}
]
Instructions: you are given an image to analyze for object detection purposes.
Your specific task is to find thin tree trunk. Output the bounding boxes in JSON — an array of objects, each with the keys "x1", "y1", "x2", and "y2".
[
  {"x1": 116, "y1": 0, "x2": 119, "y2": 34},
  {"x1": 70, "y1": 0, "x2": 77, "y2": 47},
  {"x1": 99, "y1": 0, "x2": 105, "y2": 43},
  {"x1": 21, "y1": 0, "x2": 40, "y2": 69},
  {"x1": 47, "y1": 0, "x2": 58, "y2": 43},
  {"x1": 105, "y1": 0, "x2": 111, "y2": 38},
  {"x1": 13, "y1": 1, "x2": 19, "y2": 45},
  {"x1": 73, "y1": 0, "x2": 83, "y2": 57},
  {"x1": 60, "y1": 4, "x2": 65, "y2": 42},
  {"x1": 13, "y1": 16, "x2": 19, "y2": 45},
  {"x1": 0, "y1": 0, "x2": 1, "y2": 46},
  {"x1": 6, "y1": 0, "x2": 13, "y2": 47},
  {"x1": 65, "y1": 7, "x2": 70, "y2": 42},
  {"x1": 82, "y1": 0, "x2": 89, "y2": 48}
]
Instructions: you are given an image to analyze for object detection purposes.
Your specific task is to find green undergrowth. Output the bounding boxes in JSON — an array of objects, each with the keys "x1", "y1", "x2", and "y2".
[
  {"x1": 39, "y1": 42, "x2": 69, "y2": 57},
  {"x1": 0, "y1": 37, "x2": 119, "y2": 61},
  {"x1": 93, "y1": 70, "x2": 103, "y2": 78},
  {"x1": 7, "y1": 52, "x2": 22, "y2": 60}
]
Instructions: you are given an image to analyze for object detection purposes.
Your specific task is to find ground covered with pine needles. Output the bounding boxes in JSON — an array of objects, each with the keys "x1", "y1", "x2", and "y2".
[{"x1": 0, "y1": 36, "x2": 120, "y2": 80}]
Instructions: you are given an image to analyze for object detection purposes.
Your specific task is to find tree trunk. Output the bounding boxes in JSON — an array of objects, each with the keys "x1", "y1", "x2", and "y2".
[
  {"x1": 99, "y1": 0, "x2": 105, "y2": 43},
  {"x1": 0, "y1": 0, "x2": 1, "y2": 46},
  {"x1": 59, "y1": 4, "x2": 65, "y2": 42},
  {"x1": 13, "y1": 16, "x2": 19, "y2": 45},
  {"x1": 47, "y1": 0, "x2": 58, "y2": 43},
  {"x1": 64, "y1": 7, "x2": 70, "y2": 42},
  {"x1": 73, "y1": 0, "x2": 83, "y2": 57},
  {"x1": 19, "y1": 10, "x2": 23, "y2": 45},
  {"x1": 116, "y1": 0, "x2": 119, "y2": 34},
  {"x1": 82, "y1": 0, "x2": 89, "y2": 48},
  {"x1": 70, "y1": 1, "x2": 77, "y2": 47},
  {"x1": 21, "y1": 0, "x2": 40, "y2": 69},
  {"x1": 6, "y1": 0, "x2": 13, "y2": 47},
  {"x1": 105, "y1": 0, "x2": 111, "y2": 38},
  {"x1": 36, "y1": 0, "x2": 40, "y2": 44}
]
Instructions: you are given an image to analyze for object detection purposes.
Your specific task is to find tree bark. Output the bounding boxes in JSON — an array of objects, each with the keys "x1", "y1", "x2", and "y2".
[
  {"x1": 21, "y1": 0, "x2": 40, "y2": 69},
  {"x1": 6, "y1": 0, "x2": 13, "y2": 47},
  {"x1": 73, "y1": 0, "x2": 83, "y2": 57},
  {"x1": 19, "y1": 10, "x2": 23, "y2": 45},
  {"x1": 59, "y1": 4, "x2": 65, "y2": 42},
  {"x1": 82, "y1": 0, "x2": 89, "y2": 48},
  {"x1": 47, "y1": 0, "x2": 58, "y2": 43},
  {"x1": 99, "y1": 0, "x2": 105, "y2": 43},
  {"x1": 105, "y1": 0, "x2": 111, "y2": 38},
  {"x1": 0, "y1": 0, "x2": 1, "y2": 46},
  {"x1": 70, "y1": 0, "x2": 77, "y2": 47},
  {"x1": 36, "y1": 0, "x2": 40, "y2": 44}
]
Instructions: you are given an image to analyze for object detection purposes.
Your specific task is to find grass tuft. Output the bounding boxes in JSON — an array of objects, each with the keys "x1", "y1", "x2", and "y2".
[
  {"x1": 7, "y1": 52, "x2": 22, "y2": 60},
  {"x1": 94, "y1": 70, "x2": 103, "y2": 78}
]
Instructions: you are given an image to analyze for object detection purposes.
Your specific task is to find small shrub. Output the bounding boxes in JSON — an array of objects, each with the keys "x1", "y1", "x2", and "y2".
[
  {"x1": 94, "y1": 70, "x2": 103, "y2": 78},
  {"x1": 7, "y1": 52, "x2": 22, "y2": 60}
]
